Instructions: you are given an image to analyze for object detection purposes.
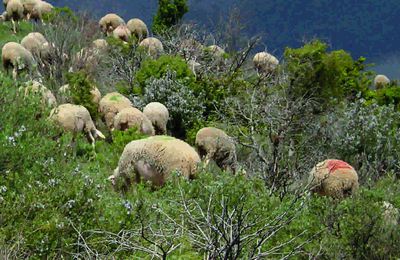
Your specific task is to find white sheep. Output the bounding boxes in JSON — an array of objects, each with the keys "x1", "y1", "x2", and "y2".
[
  {"x1": 127, "y1": 18, "x2": 148, "y2": 41},
  {"x1": 308, "y1": 159, "x2": 359, "y2": 199},
  {"x1": 2, "y1": 42, "x2": 35, "y2": 79},
  {"x1": 24, "y1": 80, "x2": 57, "y2": 107},
  {"x1": 59, "y1": 84, "x2": 101, "y2": 105},
  {"x1": 143, "y1": 102, "x2": 169, "y2": 135},
  {"x1": 99, "y1": 13, "x2": 125, "y2": 36},
  {"x1": 49, "y1": 103, "x2": 105, "y2": 147},
  {"x1": 195, "y1": 127, "x2": 237, "y2": 172},
  {"x1": 112, "y1": 24, "x2": 131, "y2": 42},
  {"x1": 91, "y1": 39, "x2": 108, "y2": 51},
  {"x1": 253, "y1": 52, "x2": 279, "y2": 74},
  {"x1": 109, "y1": 135, "x2": 201, "y2": 189},
  {"x1": 21, "y1": 32, "x2": 50, "y2": 58},
  {"x1": 98, "y1": 92, "x2": 133, "y2": 129},
  {"x1": 139, "y1": 37, "x2": 164, "y2": 57},
  {"x1": 206, "y1": 44, "x2": 225, "y2": 58},
  {"x1": 6, "y1": 0, "x2": 23, "y2": 33},
  {"x1": 113, "y1": 107, "x2": 155, "y2": 135},
  {"x1": 21, "y1": 0, "x2": 40, "y2": 20},
  {"x1": 374, "y1": 74, "x2": 390, "y2": 89}
]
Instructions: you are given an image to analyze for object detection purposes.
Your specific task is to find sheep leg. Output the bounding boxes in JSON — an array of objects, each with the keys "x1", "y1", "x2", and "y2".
[
  {"x1": 11, "y1": 19, "x2": 16, "y2": 34},
  {"x1": 12, "y1": 67, "x2": 17, "y2": 80}
]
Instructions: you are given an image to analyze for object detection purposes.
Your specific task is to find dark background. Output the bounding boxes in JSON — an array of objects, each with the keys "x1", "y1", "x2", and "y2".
[{"x1": 10, "y1": 0, "x2": 400, "y2": 77}]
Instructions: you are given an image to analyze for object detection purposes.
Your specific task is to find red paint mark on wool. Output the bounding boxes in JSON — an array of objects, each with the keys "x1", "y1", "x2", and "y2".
[{"x1": 326, "y1": 160, "x2": 353, "y2": 173}]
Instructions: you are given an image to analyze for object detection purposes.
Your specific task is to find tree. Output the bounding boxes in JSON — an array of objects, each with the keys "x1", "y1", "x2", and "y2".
[{"x1": 152, "y1": 0, "x2": 189, "y2": 34}]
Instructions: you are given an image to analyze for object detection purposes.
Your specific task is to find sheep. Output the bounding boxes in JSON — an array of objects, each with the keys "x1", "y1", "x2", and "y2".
[
  {"x1": 143, "y1": 102, "x2": 169, "y2": 135},
  {"x1": 24, "y1": 80, "x2": 57, "y2": 107},
  {"x1": 6, "y1": 0, "x2": 23, "y2": 33},
  {"x1": 308, "y1": 159, "x2": 359, "y2": 199},
  {"x1": 374, "y1": 74, "x2": 390, "y2": 89},
  {"x1": 99, "y1": 92, "x2": 133, "y2": 129},
  {"x1": 113, "y1": 107, "x2": 155, "y2": 135},
  {"x1": 99, "y1": 13, "x2": 125, "y2": 36},
  {"x1": 2, "y1": 42, "x2": 35, "y2": 79},
  {"x1": 21, "y1": 32, "x2": 50, "y2": 58},
  {"x1": 382, "y1": 201, "x2": 399, "y2": 226},
  {"x1": 91, "y1": 39, "x2": 108, "y2": 51},
  {"x1": 59, "y1": 84, "x2": 102, "y2": 105},
  {"x1": 37, "y1": 0, "x2": 52, "y2": 15},
  {"x1": 126, "y1": 18, "x2": 148, "y2": 41},
  {"x1": 206, "y1": 45, "x2": 225, "y2": 58},
  {"x1": 21, "y1": 0, "x2": 40, "y2": 20},
  {"x1": 49, "y1": 103, "x2": 105, "y2": 147},
  {"x1": 139, "y1": 37, "x2": 164, "y2": 57},
  {"x1": 195, "y1": 127, "x2": 237, "y2": 172},
  {"x1": 112, "y1": 24, "x2": 130, "y2": 42},
  {"x1": 253, "y1": 52, "x2": 279, "y2": 74},
  {"x1": 109, "y1": 135, "x2": 201, "y2": 189}
]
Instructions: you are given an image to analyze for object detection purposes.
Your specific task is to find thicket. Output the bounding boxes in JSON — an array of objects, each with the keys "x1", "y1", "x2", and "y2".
[{"x1": 0, "y1": 7, "x2": 399, "y2": 259}]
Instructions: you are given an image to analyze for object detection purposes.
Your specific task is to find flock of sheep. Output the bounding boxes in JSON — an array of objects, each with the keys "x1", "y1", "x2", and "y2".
[{"x1": 2, "y1": 6, "x2": 385, "y2": 200}]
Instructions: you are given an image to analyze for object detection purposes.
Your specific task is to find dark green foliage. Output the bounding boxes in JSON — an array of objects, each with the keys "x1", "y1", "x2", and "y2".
[
  {"x1": 134, "y1": 54, "x2": 195, "y2": 93},
  {"x1": 42, "y1": 7, "x2": 77, "y2": 23},
  {"x1": 284, "y1": 40, "x2": 370, "y2": 110},
  {"x1": 367, "y1": 84, "x2": 400, "y2": 110},
  {"x1": 66, "y1": 70, "x2": 98, "y2": 119},
  {"x1": 152, "y1": 0, "x2": 189, "y2": 34}
]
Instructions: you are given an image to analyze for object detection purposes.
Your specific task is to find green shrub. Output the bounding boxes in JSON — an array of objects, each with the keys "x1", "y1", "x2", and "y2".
[
  {"x1": 284, "y1": 40, "x2": 370, "y2": 110},
  {"x1": 134, "y1": 54, "x2": 195, "y2": 93},
  {"x1": 66, "y1": 70, "x2": 99, "y2": 119},
  {"x1": 152, "y1": 0, "x2": 189, "y2": 34}
]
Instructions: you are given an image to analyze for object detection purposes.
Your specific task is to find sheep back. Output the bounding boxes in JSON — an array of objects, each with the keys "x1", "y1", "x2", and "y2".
[
  {"x1": 99, "y1": 13, "x2": 124, "y2": 35},
  {"x1": 253, "y1": 52, "x2": 279, "y2": 74},
  {"x1": 114, "y1": 136, "x2": 201, "y2": 187},
  {"x1": 309, "y1": 159, "x2": 359, "y2": 198},
  {"x1": 113, "y1": 107, "x2": 155, "y2": 135},
  {"x1": 2, "y1": 42, "x2": 35, "y2": 72},
  {"x1": 139, "y1": 37, "x2": 164, "y2": 57},
  {"x1": 195, "y1": 127, "x2": 237, "y2": 171},
  {"x1": 143, "y1": 102, "x2": 169, "y2": 135},
  {"x1": 127, "y1": 18, "x2": 148, "y2": 41},
  {"x1": 99, "y1": 92, "x2": 132, "y2": 129},
  {"x1": 374, "y1": 74, "x2": 390, "y2": 89}
]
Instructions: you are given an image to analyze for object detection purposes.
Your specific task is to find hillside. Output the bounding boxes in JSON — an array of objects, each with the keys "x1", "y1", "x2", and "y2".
[
  {"x1": 1, "y1": 2, "x2": 400, "y2": 258},
  {"x1": 40, "y1": 0, "x2": 400, "y2": 78}
]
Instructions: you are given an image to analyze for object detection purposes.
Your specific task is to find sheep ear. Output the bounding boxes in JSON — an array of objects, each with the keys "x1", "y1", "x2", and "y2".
[{"x1": 95, "y1": 129, "x2": 105, "y2": 139}]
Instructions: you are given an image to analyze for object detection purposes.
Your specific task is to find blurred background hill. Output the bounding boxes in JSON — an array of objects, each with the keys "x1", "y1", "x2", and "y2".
[{"x1": 26, "y1": 0, "x2": 400, "y2": 78}]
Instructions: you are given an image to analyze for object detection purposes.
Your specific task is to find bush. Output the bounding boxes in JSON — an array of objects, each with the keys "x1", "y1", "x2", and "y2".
[
  {"x1": 134, "y1": 54, "x2": 195, "y2": 93},
  {"x1": 66, "y1": 70, "x2": 99, "y2": 119},
  {"x1": 152, "y1": 0, "x2": 189, "y2": 34},
  {"x1": 284, "y1": 40, "x2": 370, "y2": 110}
]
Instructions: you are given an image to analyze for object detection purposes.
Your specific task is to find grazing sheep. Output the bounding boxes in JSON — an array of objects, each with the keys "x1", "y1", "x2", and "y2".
[
  {"x1": 21, "y1": 32, "x2": 50, "y2": 58},
  {"x1": 2, "y1": 42, "x2": 35, "y2": 79},
  {"x1": 109, "y1": 135, "x2": 201, "y2": 189},
  {"x1": 99, "y1": 92, "x2": 133, "y2": 129},
  {"x1": 6, "y1": 0, "x2": 23, "y2": 33},
  {"x1": 253, "y1": 52, "x2": 279, "y2": 74},
  {"x1": 127, "y1": 18, "x2": 148, "y2": 41},
  {"x1": 374, "y1": 74, "x2": 390, "y2": 89},
  {"x1": 308, "y1": 159, "x2": 359, "y2": 199},
  {"x1": 113, "y1": 107, "x2": 155, "y2": 135},
  {"x1": 37, "y1": 0, "x2": 52, "y2": 15},
  {"x1": 206, "y1": 45, "x2": 225, "y2": 58},
  {"x1": 112, "y1": 24, "x2": 130, "y2": 42},
  {"x1": 143, "y1": 102, "x2": 169, "y2": 135},
  {"x1": 24, "y1": 80, "x2": 57, "y2": 107},
  {"x1": 99, "y1": 13, "x2": 124, "y2": 36},
  {"x1": 195, "y1": 127, "x2": 237, "y2": 172},
  {"x1": 59, "y1": 84, "x2": 102, "y2": 105},
  {"x1": 92, "y1": 39, "x2": 108, "y2": 51},
  {"x1": 49, "y1": 103, "x2": 105, "y2": 146},
  {"x1": 21, "y1": 0, "x2": 40, "y2": 20},
  {"x1": 382, "y1": 201, "x2": 399, "y2": 226},
  {"x1": 139, "y1": 37, "x2": 164, "y2": 57}
]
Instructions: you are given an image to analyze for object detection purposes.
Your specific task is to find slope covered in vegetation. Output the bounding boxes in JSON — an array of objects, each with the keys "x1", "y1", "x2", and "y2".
[{"x1": 0, "y1": 3, "x2": 399, "y2": 259}]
